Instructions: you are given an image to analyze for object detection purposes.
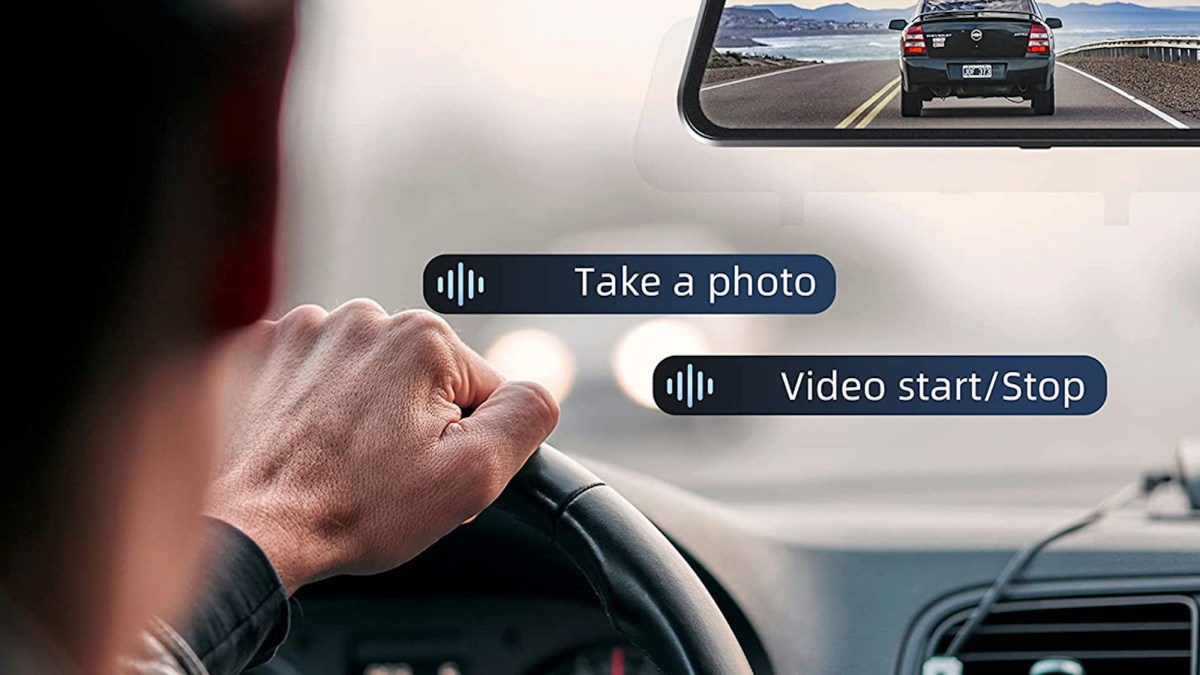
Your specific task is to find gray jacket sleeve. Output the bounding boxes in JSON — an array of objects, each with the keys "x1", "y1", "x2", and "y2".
[{"x1": 121, "y1": 519, "x2": 292, "y2": 675}]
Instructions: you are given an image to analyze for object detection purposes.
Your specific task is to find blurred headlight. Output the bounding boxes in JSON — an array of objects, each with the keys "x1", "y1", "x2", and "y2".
[
  {"x1": 485, "y1": 328, "x2": 576, "y2": 403},
  {"x1": 613, "y1": 319, "x2": 709, "y2": 409}
]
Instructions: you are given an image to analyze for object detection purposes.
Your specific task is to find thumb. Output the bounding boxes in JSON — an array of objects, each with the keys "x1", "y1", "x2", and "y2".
[{"x1": 442, "y1": 380, "x2": 560, "y2": 498}]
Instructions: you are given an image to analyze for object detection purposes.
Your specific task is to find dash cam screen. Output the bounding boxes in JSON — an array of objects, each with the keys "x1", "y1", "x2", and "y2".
[{"x1": 697, "y1": 0, "x2": 1200, "y2": 130}]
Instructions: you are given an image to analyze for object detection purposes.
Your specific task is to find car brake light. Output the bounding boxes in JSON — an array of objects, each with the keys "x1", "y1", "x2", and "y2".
[
  {"x1": 1027, "y1": 23, "x2": 1051, "y2": 54},
  {"x1": 903, "y1": 24, "x2": 926, "y2": 55}
]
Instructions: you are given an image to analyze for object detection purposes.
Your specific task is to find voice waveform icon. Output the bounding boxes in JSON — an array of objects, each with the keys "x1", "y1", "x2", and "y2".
[
  {"x1": 665, "y1": 362, "x2": 714, "y2": 410},
  {"x1": 436, "y1": 261, "x2": 486, "y2": 307}
]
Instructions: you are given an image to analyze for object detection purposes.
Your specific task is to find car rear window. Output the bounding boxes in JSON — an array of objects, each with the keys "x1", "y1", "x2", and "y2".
[{"x1": 921, "y1": 0, "x2": 1033, "y2": 14}]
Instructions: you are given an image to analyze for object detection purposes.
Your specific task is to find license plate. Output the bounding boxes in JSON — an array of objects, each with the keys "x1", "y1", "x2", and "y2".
[{"x1": 963, "y1": 64, "x2": 992, "y2": 79}]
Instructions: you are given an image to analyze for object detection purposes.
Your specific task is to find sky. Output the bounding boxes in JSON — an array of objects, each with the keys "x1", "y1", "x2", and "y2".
[{"x1": 730, "y1": 1, "x2": 1200, "y2": 9}]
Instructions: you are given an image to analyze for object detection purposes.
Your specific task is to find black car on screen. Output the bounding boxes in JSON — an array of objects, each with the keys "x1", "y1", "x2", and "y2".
[{"x1": 888, "y1": 0, "x2": 1062, "y2": 117}]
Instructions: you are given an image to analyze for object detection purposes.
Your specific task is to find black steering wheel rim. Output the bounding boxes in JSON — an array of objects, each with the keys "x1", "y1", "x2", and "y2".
[{"x1": 494, "y1": 444, "x2": 753, "y2": 675}]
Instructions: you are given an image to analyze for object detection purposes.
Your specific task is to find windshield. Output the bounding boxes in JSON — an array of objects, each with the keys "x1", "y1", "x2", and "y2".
[
  {"x1": 277, "y1": 2, "x2": 1199, "y2": 504},
  {"x1": 921, "y1": 0, "x2": 1032, "y2": 13}
]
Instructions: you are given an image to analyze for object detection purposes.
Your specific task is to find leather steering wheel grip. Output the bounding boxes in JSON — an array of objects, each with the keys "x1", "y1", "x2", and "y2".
[{"x1": 494, "y1": 444, "x2": 754, "y2": 675}]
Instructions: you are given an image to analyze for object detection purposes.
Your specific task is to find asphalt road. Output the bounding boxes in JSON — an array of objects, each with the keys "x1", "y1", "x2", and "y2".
[{"x1": 699, "y1": 59, "x2": 1195, "y2": 130}]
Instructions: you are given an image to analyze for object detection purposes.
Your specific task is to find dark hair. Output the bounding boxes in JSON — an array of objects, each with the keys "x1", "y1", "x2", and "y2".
[{"x1": 4, "y1": 1, "x2": 292, "y2": 579}]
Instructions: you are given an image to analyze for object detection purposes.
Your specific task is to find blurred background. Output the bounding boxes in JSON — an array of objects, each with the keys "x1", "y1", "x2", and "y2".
[{"x1": 275, "y1": 0, "x2": 1199, "y2": 508}]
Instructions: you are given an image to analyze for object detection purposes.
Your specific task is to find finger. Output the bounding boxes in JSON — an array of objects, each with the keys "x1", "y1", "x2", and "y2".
[
  {"x1": 442, "y1": 380, "x2": 560, "y2": 490},
  {"x1": 448, "y1": 335, "x2": 506, "y2": 411},
  {"x1": 389, "y1": 310, "x2": 504, "y2": 410}
]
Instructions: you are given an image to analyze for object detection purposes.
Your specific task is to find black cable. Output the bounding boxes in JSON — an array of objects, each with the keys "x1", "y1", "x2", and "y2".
[{"x1": 944, "y1": 473, "x2": 1174, "y2": 657}]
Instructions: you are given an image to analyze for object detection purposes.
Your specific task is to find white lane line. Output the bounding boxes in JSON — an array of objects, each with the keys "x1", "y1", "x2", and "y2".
[
  {"x1": 1058, "y1": 62, "x2": 1190, "y2": 130},
  {"x1": 701, "y1": 63, "x2": 825, "y2": 92}
]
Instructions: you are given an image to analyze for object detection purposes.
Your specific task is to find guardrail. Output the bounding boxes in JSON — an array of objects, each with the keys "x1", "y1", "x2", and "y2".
[{"x1": 1058, "y1": 36, "x2": 1200, "y2": 63}]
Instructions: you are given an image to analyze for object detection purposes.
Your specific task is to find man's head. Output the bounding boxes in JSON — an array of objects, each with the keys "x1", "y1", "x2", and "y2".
[{"x1": 5, "y1": 2, "x2": 293, "y2": 670}]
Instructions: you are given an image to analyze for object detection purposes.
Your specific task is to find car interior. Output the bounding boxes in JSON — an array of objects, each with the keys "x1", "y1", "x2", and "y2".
[
  {"x1": 246, "y1": 2, "x2": 1198, "y2": 674},
  {"x1": 251, "y1": 441, "x2": 1199, "y2": 675}
]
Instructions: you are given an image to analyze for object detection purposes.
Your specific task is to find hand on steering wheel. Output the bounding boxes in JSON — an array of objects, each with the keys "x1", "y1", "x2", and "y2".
[{"x1": 209, "y1": 302, "x2": 750, "y2": 674}]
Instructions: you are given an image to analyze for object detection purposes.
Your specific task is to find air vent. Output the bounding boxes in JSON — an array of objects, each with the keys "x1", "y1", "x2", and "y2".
[{"x1": 926, "y1": 595, "x2": 1198, "y2": 675}]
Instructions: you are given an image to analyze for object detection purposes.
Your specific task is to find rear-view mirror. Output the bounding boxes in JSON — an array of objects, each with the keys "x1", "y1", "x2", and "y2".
[{"x1": 680, "y1": 0, "x2": 1199, "y2": 146}]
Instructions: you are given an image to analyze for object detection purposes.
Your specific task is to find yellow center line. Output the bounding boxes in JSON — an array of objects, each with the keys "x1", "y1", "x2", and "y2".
[
  {"x1": 855, "y1": 82, "x2": 902, "y2": 129},
  {"x1": 835, "y1": 76, "x2": 901, "y2": 129}
]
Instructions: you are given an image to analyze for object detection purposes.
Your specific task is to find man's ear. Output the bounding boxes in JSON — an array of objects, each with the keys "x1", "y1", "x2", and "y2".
[{"x1": 205, "y1": 8, "x2": 295, "y2": 332}]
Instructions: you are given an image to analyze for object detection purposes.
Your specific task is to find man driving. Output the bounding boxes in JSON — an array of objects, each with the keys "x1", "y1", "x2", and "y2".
[{"x1": 2, "y1": 2, "x2": 559, "y2": 674}]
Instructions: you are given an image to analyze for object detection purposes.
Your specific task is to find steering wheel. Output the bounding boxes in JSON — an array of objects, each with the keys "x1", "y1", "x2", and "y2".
[{"x1": 494, "y1": 444, "x2": 753, "y2": 675}]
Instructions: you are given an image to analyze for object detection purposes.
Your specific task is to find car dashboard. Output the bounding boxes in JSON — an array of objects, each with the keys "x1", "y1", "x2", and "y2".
[
  {"x1": 256, "y1": 459, "x2": 1200, "y2": 675},
  {"x1": 255, "y1": 511, "x2": 672, "y2": 675}
]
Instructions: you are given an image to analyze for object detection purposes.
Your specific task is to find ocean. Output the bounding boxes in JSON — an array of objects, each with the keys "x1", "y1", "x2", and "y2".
[{"x1": 726, "y1": 24, "x2": 1200, "y2": 62}]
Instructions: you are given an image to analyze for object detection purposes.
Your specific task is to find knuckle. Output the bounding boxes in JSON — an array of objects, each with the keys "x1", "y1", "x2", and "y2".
[
  {"x1": 331, "y1": 299, "x2": 386, "y2": 343},
  {"x1": 393, "y1": 310, "x2": 459, "y2": 375},
  {"x1": 395, "y1": 309, "x2": 453, "y2": 339},
  {"x1": 334, "y1": 298, "x2": 386, "y2": 319},
  {"x1": 279, "y1": 304, "x2": 328, "y2": 335}
]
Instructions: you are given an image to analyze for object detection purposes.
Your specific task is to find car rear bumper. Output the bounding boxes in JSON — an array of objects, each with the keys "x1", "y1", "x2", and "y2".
[{"x1": 901, "y1": 56, "x2": 1053, "y2": 98}]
